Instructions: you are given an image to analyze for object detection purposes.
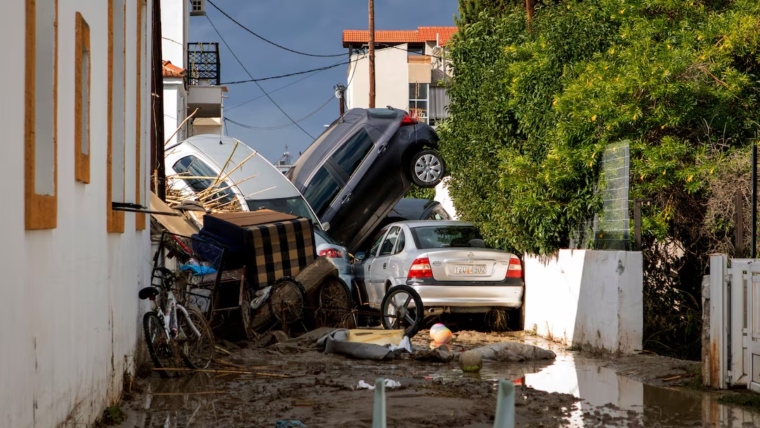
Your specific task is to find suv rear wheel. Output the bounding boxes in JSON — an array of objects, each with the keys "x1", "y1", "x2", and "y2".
[{"x1": 410, "y1": 149, "x2": 445, "y2": 188}]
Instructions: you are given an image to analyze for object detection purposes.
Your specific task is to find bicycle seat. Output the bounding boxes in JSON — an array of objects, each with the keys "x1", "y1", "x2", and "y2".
[{"x1": 138, "y1": 286, "x2": 160, "y2": 300}]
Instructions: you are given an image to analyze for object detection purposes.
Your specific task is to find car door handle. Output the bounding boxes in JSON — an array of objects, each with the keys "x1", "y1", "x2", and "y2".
[
  {"x1": 341, "y1": 193, "x2": 352, "y2": 205},
  {"x1": 378, "y1": 144, "x2": 388, "y2": 156},
  {"x1": 383, "y1": 263, "x2": 387, "y2": 269}
]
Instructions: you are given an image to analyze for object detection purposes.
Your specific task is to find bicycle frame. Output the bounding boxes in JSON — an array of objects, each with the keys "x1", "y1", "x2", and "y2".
[{"x1": 148, "y1": 276, "x2": 202, "y2": 342}]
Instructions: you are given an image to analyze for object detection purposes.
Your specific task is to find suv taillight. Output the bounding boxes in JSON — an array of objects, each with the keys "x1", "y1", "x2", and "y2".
[
  {"x1": 319, "y1": 248, "x2": 343, "y2": 259},
  {"x1": 507, "y1": 255, "x2": 523, "y2": 279},
  {"x1": 400, "y1": 114, "x2": 418, "y2": 126},
  {"x1": 408, "y1": 257, "x2": 433, "y2": 280}
]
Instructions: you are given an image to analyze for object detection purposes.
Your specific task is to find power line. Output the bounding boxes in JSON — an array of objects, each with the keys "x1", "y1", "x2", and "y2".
[
  {"x1": 226, "y1": 69, "x2": 327, "y2": 112},
  {"x1": 225, "y1": 94, "x2": 335, "y2": 131},
  {"x1": 221, "y1": 60, "x2": 351, "y2": 85},
  {"x1": 219, "y1": 44, "x2": 433, "y2": 86},
  {"x1": 207, "y1": 0, "x2": 345, "y2": 58},
  {"x1": 205, "y1": 13, "x2": 316, "y2": 139}
]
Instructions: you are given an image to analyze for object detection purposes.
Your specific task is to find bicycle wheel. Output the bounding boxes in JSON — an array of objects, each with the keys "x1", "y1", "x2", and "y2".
[
  {"x1": 381, "y1": 284, "x2": 424, "y2": 338},
  {"x1": 315, "y1": 276, "x2": 356, "y2": 328},
  {"x1": 269, "y1": 277, "x2": 306, "y2": 325},
  {"x1": 178, "y1": 308, "x2": 216, "y2": 370},
  {"x1": 143, "y1": 312, "x2": 178, "y2": 378}
]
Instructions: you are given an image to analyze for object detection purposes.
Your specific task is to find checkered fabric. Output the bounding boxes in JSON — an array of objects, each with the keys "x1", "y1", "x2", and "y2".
[{"x1": 246, "y1": 218, "x2": 316, "y2": 288}]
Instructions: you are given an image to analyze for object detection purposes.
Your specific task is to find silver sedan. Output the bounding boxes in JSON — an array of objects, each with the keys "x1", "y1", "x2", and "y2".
[{"x1": 353, "y1": 220, "x2": 524, "y2": 318}]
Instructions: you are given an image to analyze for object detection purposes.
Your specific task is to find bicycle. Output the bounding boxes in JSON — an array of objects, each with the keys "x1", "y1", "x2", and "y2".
[{"x1": 139, "y1": 267, "x2": 216, "y2": 378}]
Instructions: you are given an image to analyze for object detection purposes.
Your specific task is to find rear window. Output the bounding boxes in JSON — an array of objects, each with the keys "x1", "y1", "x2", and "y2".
[{"x1": 410, "y1": 225, "x2": 487, "y2": 249}]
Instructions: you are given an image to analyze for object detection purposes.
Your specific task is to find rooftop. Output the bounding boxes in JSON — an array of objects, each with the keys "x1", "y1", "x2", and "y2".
[
  {"x1": 342, "y1": 26, "x2": 457, "y2": 48},
  {"x1": 162, "y1": 60, "x2": 185, "y2": 78}
]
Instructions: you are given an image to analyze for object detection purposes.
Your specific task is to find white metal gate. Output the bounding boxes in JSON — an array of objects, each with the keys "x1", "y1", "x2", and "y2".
[
  {"x1": 748, "y1": 263, "x2": 760, "y2": 392},
  {"x1": 708, "y1": 255, "x2": 760, "y2": 392}
]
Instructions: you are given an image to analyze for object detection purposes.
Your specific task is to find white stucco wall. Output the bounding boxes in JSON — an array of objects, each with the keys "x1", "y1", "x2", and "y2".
[
  {"x1": 0, "y1": 0, "x2": 152, "y2": 426},
  {"x1": 163, "y1": 81, "x2": 187, "y2": 147},
  {"x1": 161, "y1": 0, "x2": 187, "y2": 68},
  {"x1": 434, "y1": 177, "x2": 458, "y2": 220},
  {"x1": 346, "y1": 45, "x2": 409, "y2": 111},
  {"x1": 524, "y1": 250, "x2": 643, "y2": 353}
]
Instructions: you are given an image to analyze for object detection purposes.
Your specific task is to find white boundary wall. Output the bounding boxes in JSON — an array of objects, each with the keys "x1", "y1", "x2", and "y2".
[
  {"x1": 0, "y1": 1, "x2": 153, "y2": 426},
  {"x1": 524, "y1": 250, "x2": 643, "y2": 353}
]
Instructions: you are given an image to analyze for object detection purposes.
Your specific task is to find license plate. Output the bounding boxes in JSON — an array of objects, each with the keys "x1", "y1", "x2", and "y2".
[{"x1": 452, "y1": 264, "x2": 486, "y2": 275}]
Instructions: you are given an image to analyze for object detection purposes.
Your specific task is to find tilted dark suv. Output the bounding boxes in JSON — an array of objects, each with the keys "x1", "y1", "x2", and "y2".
[{"x1": 287, "y1": 108, "x2": 445, "y2": 252}]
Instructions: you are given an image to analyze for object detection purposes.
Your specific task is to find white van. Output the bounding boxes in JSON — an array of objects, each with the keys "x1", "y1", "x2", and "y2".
[{"x1": 165, "y1": 134, "x2": 354, "y2": 286}]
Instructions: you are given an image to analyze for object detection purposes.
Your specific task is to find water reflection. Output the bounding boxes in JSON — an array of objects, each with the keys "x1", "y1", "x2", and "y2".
[{"x1": 513, "y1": 354, "x2": 760, "y2": 427}]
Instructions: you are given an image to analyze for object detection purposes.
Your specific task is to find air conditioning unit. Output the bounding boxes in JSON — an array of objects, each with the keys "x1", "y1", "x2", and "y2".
[{"x1": 190, "y1": 0, "x2": 206, "y2": 16}]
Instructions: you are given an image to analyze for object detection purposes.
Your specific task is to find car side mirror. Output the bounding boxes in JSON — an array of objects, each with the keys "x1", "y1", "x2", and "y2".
[
  {"x1": 321, "y1": 222, "x2": 331, "y2": 232},
  {"x1": 355, "y1": 252, "x2": 366, "y2": 261}
]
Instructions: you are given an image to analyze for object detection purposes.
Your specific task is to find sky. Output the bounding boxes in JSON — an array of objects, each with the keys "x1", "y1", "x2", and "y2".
[{"x1": 189, "y1": 0, "x2": 460, "y2": 163}]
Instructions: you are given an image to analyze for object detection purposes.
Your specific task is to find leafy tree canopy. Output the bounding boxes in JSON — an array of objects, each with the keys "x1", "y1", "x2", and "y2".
[{"x1": 441, "y1": 0, "x2": 760, "y2": 255}]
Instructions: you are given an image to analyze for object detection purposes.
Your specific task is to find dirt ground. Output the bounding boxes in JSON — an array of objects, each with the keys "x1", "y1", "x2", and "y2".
[{"x1": 112, "y1": 328, "x2": 722, "y2": 428}]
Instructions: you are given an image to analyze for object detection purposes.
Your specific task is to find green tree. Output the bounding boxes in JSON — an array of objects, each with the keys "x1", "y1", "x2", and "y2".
[{"x1": 442, "y1": 0, "x2": 760, "y2": 358}]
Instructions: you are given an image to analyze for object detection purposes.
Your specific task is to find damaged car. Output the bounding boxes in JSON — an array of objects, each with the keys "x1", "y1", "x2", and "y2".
[
  {"x1": 287, "y1": 108, "x2": 446, "y2": 253},
  {"x1": 354, "y1": 220, "x2": 524, "y2": 329}
]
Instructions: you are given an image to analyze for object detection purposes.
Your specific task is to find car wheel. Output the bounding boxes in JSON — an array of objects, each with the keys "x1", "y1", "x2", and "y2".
[{"x1": 410, "y1": 149, "x2": 445, "y2": 188}]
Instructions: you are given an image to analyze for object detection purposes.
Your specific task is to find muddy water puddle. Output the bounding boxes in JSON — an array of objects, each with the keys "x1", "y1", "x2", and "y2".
[
  {"x1": 118, "y1": 347, "x2": 760, "y2": 427},
  {"x1": 425, "y1": 353, "x2": 760, "y2": 427}
]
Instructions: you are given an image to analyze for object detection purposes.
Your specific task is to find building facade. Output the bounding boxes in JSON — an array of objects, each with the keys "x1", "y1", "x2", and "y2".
[
  {"x1": 0, "y1": 0, "x2": 154, "y2": 426},
  {"x1": 161, "y1": 0, "x2": 225, "y2": 148},
  {"x1": 342, "y1": 26, "x2": 456, "y2": 126}
]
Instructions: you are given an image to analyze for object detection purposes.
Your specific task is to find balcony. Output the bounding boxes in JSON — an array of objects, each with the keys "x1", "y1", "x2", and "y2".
[{"x1": 186, "y1": 42, "x2": 222, "y2": 118}]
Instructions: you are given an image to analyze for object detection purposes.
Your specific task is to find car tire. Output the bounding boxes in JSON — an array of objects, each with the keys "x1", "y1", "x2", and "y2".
[{"x1": 409, "y1": 149, "x2": 445, "y2": 188}]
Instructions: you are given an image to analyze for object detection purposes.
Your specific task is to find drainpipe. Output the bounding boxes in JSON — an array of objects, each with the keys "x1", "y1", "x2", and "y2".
[{"x1": 151, "y1": 0, "x2": 166, "y2": 200}]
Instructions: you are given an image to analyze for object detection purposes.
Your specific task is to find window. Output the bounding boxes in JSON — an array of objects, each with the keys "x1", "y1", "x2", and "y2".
[
  {"x1": 173, "y1": 156, "x2": 237, "y2": 207},
  {"x1": 410, "y1": 225, "x2": 486, "y2": 249},
  {"x1": 74, "y1": 13, "x2": 90, "y2": 184},
  {"x1": 409, "y1": 83, "x2": 429, "y2": 124},
  {"x1": 394, "y1": 229, "x2": 406, "y2": 254},
  {"x1": 135, "y1": 0, "x2": 147, "y2": 230},
  {"x1": 368, "y1": 226, "x2": 389, "y2": 257},
  {"x1": 25, "y1": 0, "x2": 58, "y2": 230},
  {"x1": 246, "y1": 196, "x2": 318, "y2": 224},
  {"x1": 107, "y1": 0, "x2": 126, "y2": 233},
  {"x1": 379, "y1": 226, "x2": 401, "y2": 256},
  {"x1": 303, "y1": 167, "x2": 341, "y2": 217},
  {"x1": 331, "y1": 128, "x2": 374, "y2": 178}
]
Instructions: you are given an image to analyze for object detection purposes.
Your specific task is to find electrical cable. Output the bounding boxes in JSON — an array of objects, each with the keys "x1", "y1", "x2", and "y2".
[
  {"x1": 225, "y1": 94, "x2": 335, "y2": 131},
  {"x1": 220, "y1": 44, "x2": 443, "y2": 86},
  {"x1": 205, "y1": 13, "x2": 316, "y2": 139},
  {"x1": 226, "y1": 69, "x2": 325, "y2": 111},
  {"x1": 207, "y1": 0, "x2": 345, "y2": 58},
  {"x1": 220, "y1": 60, "x2": 352, "y2": 85}
]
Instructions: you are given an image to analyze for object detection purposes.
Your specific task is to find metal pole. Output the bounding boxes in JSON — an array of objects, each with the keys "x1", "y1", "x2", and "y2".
[
  {"x1": 752, "y1": 143, "x2": 757, "y2": 258},
  {"x1": 736, "y1": 189, "x2": 744, "y2": 257},
  {"x1": 368, "y1": 0, "x2": 376, "y2": 108},
  {"x1": 151, "y1": 0, "x2": 166, "y2": 201},
  {"x1": 634, "y1": 200, "x2": 642, "y2": 252}
]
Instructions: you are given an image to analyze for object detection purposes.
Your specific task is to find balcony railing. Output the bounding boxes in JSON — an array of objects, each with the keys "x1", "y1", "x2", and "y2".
[{"x1": 187, "y1": 42, "x2": 220, "y2": 86}]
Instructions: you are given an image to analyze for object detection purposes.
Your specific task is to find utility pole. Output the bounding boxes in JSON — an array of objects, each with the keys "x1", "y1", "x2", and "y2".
[
  {"x1": 334, "y1": 84, "x2": 346, "y2": 117},
  {"x1": 368, "y1": 0, "x2": 376, "y2": 108}
]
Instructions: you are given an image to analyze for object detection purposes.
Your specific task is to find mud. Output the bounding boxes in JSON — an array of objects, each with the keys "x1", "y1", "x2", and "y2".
[{"x1": 116, "y1": 331, "x2": 760, "y2": 427}]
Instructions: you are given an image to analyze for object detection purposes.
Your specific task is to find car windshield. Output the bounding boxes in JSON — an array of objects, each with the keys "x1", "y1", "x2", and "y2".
[
  {"x1": 410, "y1": 225, "x2": 487, "y2": 249},
  {"x1": 246, "y1": 197, "x2": 320, "y2": 225}
]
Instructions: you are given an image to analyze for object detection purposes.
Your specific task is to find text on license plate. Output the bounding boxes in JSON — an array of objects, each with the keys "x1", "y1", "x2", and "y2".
[{"x1": 452, "y1": 264, "x2": 487, "y2": 275}]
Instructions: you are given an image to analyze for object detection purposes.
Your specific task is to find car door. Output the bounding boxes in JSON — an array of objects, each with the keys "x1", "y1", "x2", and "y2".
[
  {"x1": 368, "y1": 226, "x2": 402, "y2": 306},
  {"x1": 322, "y1": 127, "x2": 377, "y2": 245},
  {"x1": 355, "y1": 226, "x2": 389, "y2": 306},
  {"x1": 386, "y1": 226, "x2": 408, "y2": 286}
]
